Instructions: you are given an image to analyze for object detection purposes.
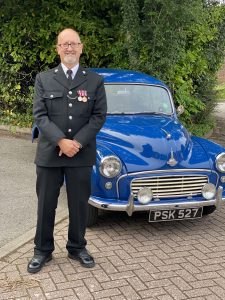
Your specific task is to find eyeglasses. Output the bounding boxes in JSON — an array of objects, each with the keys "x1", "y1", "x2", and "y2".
[{"x1": 58, "y1": 42, "x2": 82, "y2": 49}]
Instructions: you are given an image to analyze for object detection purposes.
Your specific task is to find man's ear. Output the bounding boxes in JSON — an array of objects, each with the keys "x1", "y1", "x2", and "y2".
[
  {"x1": 80, "y1": 43, "x2": 84, "y2": 54},
  {"x1": 55, "y1": 45, "x2": 60, "y2": 55}
]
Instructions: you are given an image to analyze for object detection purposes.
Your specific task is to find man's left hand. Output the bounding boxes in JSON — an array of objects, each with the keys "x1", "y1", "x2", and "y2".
[{"x1": 58, "y1": 139, "x2": 82, "y2": 157}]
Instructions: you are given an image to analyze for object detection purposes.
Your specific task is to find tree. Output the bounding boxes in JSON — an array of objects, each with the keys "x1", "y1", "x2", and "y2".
[{"x1": 117, "y1": 0, "x2": 225, "y2": 134}]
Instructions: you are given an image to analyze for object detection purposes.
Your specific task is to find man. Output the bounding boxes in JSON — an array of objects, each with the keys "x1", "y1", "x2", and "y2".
[{"x1": 27, "y1": 28, "x2": 107, "y2": 273}]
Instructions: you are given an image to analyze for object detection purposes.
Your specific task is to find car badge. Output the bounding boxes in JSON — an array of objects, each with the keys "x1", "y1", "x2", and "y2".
[
  {"x1": 161, "y1": 128, "x2": 171, "y2": 140},
  {"x1": 167, "y1": 149, "x2": 178, "y2": 167}
]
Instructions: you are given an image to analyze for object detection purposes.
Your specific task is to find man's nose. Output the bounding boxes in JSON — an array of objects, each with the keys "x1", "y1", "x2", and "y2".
[{"x1": 68, "y1": 44, "x2": 73, "y2": 49}]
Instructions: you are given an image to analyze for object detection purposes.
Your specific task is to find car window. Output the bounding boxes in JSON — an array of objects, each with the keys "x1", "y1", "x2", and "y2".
[{"x1": 105, "y1": 84, "x2": 173, "y2": 114}]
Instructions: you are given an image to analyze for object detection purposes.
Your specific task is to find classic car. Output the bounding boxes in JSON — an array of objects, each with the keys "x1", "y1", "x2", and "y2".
[{"x1": 33, "y1": 68, "x2": 225, "y2": 226}]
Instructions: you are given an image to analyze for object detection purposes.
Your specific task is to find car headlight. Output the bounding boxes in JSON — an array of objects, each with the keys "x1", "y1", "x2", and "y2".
[
  {"x1": 99, "y1": 156, "x2": 122, "y2": 178},
  {"x1": 202, "y1": 183, "x2": 216, "y2": 200},
  {"x1": 137, "y1": 187, "x2": 153, "y2": 204},
  {"x1": 216, "y1": 153, "x2": 225, "y2": 173}
]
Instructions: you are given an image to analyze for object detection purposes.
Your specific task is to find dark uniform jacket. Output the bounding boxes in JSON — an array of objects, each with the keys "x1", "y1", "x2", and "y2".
[{"x1": 33, "y1": 64, "x2": 107, "y2": 167}]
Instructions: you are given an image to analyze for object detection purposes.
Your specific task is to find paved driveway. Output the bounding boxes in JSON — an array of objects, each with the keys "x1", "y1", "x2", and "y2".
[{"x1": 1, "y1": 201, "x2": 225, "y2": 299}]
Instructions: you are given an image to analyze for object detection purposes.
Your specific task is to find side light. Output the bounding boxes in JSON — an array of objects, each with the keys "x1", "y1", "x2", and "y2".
[
  {"x1": 105, "y1": 182, "x2": 112, "y2": 189},
  {"x1": 220, "y1": 176, "x2": 225, "y2": 183},
  {"x1": 137, "y1": 187, "x2": 153, "y2": 204},
  {"x1": 202, "y1": 183, "x2": 216, "y2": 200}
]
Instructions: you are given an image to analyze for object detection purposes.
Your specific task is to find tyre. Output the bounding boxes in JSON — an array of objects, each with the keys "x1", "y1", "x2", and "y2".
[
  {"x1": 87, "y1": 204, "x2": 98, "y2": 227},
  {"x1": 203, "y1": 205, "x2": 216, "y2": 216}
]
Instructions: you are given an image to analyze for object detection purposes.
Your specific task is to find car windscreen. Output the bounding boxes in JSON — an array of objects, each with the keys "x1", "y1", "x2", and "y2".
[{"x1": 105, "y1": 84, "x2": 173, "y2": 114}]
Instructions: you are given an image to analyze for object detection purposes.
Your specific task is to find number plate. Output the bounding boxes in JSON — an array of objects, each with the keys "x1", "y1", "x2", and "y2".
[{"x1": 149, "y1": 207, "x2": 203, "y2": 222}]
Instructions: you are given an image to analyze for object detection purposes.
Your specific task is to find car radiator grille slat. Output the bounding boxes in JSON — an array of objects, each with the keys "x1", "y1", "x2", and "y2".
[{"x1": 131, "y1": 175, "x2": 208, "y2": 199}]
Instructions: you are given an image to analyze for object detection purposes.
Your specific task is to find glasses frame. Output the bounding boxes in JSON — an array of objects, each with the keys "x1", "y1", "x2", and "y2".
[{"x1": 57, "y1": 42, "x2": 82, "y2": 49}]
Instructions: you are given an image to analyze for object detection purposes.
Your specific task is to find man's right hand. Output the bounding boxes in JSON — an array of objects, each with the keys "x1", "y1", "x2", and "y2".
[{"x1": 58, "y1": 139, "x2": 80, "y2": 157}]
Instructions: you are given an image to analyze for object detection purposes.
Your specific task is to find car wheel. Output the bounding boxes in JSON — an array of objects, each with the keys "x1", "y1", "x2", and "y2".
[
  {"x1": 87, "y1": 204, "x2": 98, "y2": 227},
  {"x1": 203, "y1": 205, "x2": 216, "y2": 216}
]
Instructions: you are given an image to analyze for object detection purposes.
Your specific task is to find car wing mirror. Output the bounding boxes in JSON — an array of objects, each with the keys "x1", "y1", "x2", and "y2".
[{"x1": 176, "y1": 105, "x2": 184, "y2": 116}]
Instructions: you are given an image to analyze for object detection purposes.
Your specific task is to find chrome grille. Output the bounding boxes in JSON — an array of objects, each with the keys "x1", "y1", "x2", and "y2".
[{"x1": 131, "y1": 175, "x2": 208, "y2": 199}]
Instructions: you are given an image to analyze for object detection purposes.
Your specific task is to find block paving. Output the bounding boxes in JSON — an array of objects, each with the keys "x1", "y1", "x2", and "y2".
[{"x1": 0, "y1": 117, "x2": 225, "y2": 300}]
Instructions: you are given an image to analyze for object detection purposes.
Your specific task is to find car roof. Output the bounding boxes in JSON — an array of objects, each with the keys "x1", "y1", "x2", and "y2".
[{"x1": 91, "y1": 68, "x2": 167, "y2": 87}]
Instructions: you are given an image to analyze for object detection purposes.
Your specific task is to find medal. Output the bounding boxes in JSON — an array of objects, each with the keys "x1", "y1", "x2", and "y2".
[{"x1": 77, "y1": 90, "x2": 88, "y2": 102}]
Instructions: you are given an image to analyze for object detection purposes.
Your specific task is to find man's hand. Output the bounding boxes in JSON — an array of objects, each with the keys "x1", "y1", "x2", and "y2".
[{"x1": 58, "y1": 139, "x2": 80, "y2": 157}]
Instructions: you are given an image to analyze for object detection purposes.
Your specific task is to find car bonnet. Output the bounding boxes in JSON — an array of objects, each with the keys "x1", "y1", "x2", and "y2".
[{"x1": 97, "y1": 115, "x2": 211, "y2": 173}]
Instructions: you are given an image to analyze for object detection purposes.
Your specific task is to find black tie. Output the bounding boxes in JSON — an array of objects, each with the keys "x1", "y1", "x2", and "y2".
[{"x1": 67, "y1": 69, "x2": 73, "y2": 86}]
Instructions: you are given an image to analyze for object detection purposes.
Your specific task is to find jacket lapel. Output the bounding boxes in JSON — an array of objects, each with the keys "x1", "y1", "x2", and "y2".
[
  {"x1": 53, "y1": 64, "x2": 69, "y2": 89},
  {"x1": 70, "y1": 66, "x2": 87, "y2": 90}
]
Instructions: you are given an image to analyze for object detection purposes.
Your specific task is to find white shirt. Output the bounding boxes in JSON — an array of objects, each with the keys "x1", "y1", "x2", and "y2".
[{"x1": 61, "y1": 63, "x2": 79, "y2": 79}]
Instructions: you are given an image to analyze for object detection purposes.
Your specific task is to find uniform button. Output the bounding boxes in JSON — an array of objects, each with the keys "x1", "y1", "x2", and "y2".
[
  {"x1": 50, "y1": 94, "x2": 54, "y2": 98},
  {"x1": 69, "y1": 116, "x2": 73, "y2": 120},
  {"x1": 68, "y1": 91, "x2": 72, "y2": 95},
  {"x1": 68, "y1": 129, "x2": 72, "y2": 132},
  {"x1": 69, "y1": 103, "x2": 72, "y2": 107}
]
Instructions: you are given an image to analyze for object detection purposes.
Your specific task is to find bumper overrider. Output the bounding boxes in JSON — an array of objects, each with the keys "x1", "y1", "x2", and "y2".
[{"x1": 89, "y1": 186, "x2": 224, "y2": 216}]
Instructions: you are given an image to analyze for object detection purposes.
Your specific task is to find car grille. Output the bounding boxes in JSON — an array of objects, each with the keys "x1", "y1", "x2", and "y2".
[{"x1": 131, "y1": 175, "x2": 208, "y2": 199}]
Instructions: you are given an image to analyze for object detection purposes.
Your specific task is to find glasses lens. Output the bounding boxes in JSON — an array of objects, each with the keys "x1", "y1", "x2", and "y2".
[{"x1": 60, "y1": 43, "x2": 80, "y2": 49}]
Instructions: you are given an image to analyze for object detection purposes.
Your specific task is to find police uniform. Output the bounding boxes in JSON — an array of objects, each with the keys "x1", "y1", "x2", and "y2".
[{"x1": 33, "y1": 64, "x2": 107, "y2": 255}]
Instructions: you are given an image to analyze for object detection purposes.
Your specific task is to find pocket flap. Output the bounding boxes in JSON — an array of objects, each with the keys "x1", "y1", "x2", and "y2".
[{"x1": 43, "y1": 91, "x2": 63, "y2": 99}]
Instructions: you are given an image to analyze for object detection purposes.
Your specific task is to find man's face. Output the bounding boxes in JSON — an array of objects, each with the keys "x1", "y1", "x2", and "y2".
[{"x1": 56, "y1": 29, "x2": 83, "y2": 68}]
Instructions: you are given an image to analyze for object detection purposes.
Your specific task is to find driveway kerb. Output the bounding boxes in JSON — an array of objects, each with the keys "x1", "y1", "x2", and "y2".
[
  {"x1": 0, "y1": 125, "x2": 31, "y2": 135},
  {"x1": 0, "y1": 208, "x2": 68, "y2": 260}
]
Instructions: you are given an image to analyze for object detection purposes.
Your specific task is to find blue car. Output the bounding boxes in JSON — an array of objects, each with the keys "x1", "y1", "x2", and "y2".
[{"x1": 33, "y1": 68, "x2": 225, "y2": 226}]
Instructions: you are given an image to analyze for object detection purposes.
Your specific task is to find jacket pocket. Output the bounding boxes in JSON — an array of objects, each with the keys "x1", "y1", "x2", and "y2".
[
  {"x1": 87, "y1": 94, "x2": 95, "y2": 115},
  {"x1": 73, "y1": 94, "x2": 95, "y2": 117},
  {"x1": 43, "y1": 91, "x2": 64, "y2": 115}
]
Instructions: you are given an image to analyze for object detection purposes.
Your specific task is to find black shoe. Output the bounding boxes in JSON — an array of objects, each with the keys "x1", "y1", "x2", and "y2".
[
  {"x1": 27, "y1": 254, "x2": 52, "y2": 274},
  {"x1": 68, "y1": 249, "x2": 95, "y2": 268}
]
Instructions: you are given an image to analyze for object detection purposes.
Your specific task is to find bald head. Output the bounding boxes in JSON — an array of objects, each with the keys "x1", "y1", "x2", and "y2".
[{"x1": 57, "y1": 28, "x2": 81, "y2": 45}]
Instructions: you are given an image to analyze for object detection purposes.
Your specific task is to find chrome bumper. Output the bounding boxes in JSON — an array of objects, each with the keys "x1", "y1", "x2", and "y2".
[{"x1": 89, "y1": 186, "x2": 224, "y2": 216}]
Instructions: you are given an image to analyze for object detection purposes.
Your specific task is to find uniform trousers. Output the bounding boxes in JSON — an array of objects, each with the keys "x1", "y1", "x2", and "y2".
[{"x1": 34, "y1": 166, "x2": 92, "y2": 255}]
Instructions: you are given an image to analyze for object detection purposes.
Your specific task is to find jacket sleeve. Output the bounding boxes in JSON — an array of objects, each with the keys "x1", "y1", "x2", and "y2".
[
  {"x1": 33, "y1": 73, "x2": 66, "y2": 146},
  {"x1": 73, "y1": 76, "x2": 107, "y2": 147}
]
